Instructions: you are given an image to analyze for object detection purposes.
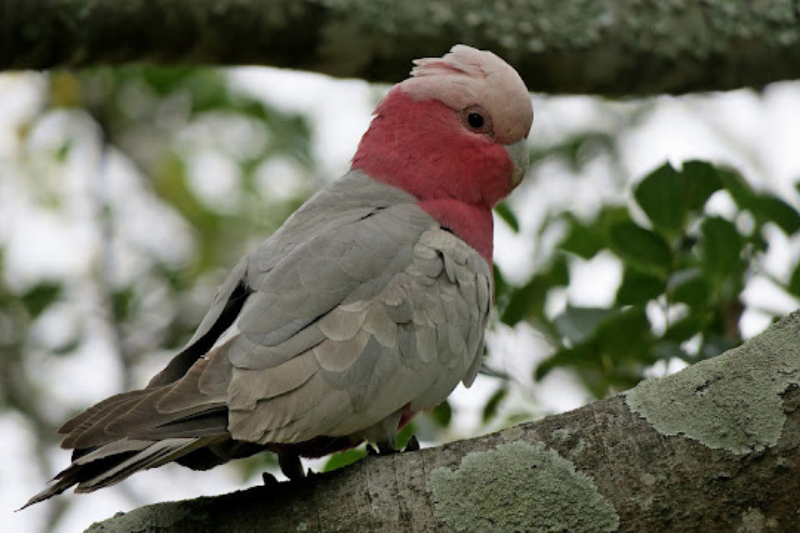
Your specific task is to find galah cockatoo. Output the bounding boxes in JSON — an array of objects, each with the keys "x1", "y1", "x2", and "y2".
[{"x1": 24, "y1": 44, "x2": 533, "y2": 507}]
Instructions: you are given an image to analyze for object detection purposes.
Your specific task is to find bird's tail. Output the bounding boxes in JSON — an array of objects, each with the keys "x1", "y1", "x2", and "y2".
[{"x1": 19, "y1": 436, "x2": 212, "y2": 510}]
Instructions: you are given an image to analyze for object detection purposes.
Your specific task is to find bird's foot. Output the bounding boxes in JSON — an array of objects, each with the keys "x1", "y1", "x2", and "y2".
[
  {"x1": 367, "y1": 435, "x2": 420, "y2": 456},
  {"x1": 278, "y1": 452, "x2": 305, "y2": 481},
  {"x1": 404, "y1": 435, "x2": 420, "y2": 452},
  {"x1": 367, "y1": 442, "x2": 398, "y2": 455}
]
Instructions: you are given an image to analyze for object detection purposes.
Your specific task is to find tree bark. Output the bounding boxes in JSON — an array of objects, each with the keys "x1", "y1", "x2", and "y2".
[
  {"x1": 3, "y1": 0, "x2": 800, "y2": 95},
  {"x1": 84, "y1": 311, "x2": 800, "y2": 532}
]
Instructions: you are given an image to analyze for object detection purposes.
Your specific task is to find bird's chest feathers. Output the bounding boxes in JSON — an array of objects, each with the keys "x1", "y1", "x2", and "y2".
[{"x1": 417, "y1": 199, "x2": 494, "y2": 265}]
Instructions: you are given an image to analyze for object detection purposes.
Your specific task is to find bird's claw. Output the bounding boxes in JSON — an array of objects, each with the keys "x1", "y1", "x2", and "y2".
[
  {"x1": 404, "y1": 435, "x2": 420, "y2": 452},
  {"x1": 278, "y1": 452, "x2": 305, "y2": 481},
  {"x1": 367, "y1": 435, "x2": 420, "y2": 456}
]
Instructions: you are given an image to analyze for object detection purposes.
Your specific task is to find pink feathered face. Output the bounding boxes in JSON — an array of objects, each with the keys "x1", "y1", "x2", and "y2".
[
  {"x1": 352, "y1": 45, "x2": 532, "y2": 209},
  {"x1": 353, "y1": 89, "x2": 515, "y2": 208},
  {"x1": 351, "y1": 46, "x2": 533, "y2": 263}
]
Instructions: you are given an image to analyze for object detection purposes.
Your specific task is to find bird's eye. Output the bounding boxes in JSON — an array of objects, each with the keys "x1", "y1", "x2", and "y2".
[
  {"x1": 467, "y1": 113, "x2": 484, "y2": 129},
  {"x1": 460, "y1": 105, "x2": 493, "y2": 135}
]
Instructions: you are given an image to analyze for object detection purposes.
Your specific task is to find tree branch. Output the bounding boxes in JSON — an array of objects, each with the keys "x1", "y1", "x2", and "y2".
[
  {"x1": 86, "y1": 311, "x2": 800, "y2": 532},
  {"x1": 3, "y1": 1, "x2": 800, "y2": 95}
]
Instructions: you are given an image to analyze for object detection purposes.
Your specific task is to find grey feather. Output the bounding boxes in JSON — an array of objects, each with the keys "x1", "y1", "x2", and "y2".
[
  {"x1": 75, "y1": 438, "x2": 209, "y2": 492},
  {"x1": 313, "y1": 330, "x2": 371, "y2": 372},
  {"x1": 232, "y1": 323, "x2": 325, "y2": 369},
  {"x1": 319, "y1": 306, "x2": 368, "y2": 341}
]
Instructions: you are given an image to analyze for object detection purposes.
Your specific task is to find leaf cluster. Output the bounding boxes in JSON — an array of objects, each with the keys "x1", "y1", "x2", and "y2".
[{"x1": 495, "y1": 160, "x2": 800, "y2": 397}]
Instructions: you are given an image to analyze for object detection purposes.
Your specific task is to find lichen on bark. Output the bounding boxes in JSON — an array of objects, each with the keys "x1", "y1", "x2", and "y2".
[
  {"x1": 625, "y1": 313, "x2": 800, "y2": 454},
  {"x1": 426, "y1": 441, "x2": 620, "y2": 532}
]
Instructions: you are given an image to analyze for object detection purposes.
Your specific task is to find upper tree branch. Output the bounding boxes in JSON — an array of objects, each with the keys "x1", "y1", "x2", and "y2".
[
  {"x1": 86, "y1": 311, "x2": 800, "y2": 532},
  {"x1": 3, "y1": 0, "x2": 800, "y2": 95}
]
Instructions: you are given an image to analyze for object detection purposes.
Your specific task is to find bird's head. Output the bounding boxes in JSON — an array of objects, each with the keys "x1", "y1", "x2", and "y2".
[{"x1": 353, "y1": 44, "x2": 533, "y2": 209}]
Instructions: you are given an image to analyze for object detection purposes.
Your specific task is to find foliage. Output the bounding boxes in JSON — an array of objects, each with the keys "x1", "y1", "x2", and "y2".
[{"x1": 495, "y1": 159, "x2": 800, "y2": 398}]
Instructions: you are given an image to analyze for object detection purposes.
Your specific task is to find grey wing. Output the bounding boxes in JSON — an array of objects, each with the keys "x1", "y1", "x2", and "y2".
[
  {"x1": 148, "y1": 169, "x2": 417, "y2": 388},
  {"x1": 226, "y1": 214, "x2": 493, "y2": 445}
]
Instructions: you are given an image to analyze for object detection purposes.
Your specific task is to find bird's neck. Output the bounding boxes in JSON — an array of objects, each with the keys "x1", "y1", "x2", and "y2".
[
  {"x1": 352, "y1": 90, "x2": 509, "y2": 266},
  {"x1": 417, "y1": 199, "x2": 494, "y2": 265}
]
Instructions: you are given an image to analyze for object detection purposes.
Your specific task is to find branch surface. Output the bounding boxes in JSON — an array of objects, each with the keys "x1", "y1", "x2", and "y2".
[
  {"x1": 86, "y1": 311, "x2": 800, "y2": 532},
  {"x1": 3, "y1": 1, "x2": 800, "y2": 94}
]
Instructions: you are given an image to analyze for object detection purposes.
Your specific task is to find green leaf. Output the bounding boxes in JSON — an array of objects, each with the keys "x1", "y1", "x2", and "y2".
[
  {"x1": 501, "y1": 255, "x2": 569, "y2": 326},
  {"x1": 112, "y1": 286, "x2": 136, "y2": 322},
  {"x1": 560, "y1": 217, "x2": 606, "y2": 259},
  {"x1": 751, "y1": 195, "x2": 800, "y2": 235},
  {"x1": 22, "y1": 283, "x2": 62, "y2": 318},
  {"x1": 681, "y1": 160, "x2": 723, "y2": 212},
  {"x1": 493, "y1": 264, "x2": 509, "y2": 302},
  {"x1": 494, "y1": 202, "x2": 519, "y2": 232},
  {"x1": 482, "y1": 388, "x2": 508, "y2": 424},
  {"x1": 653, "y1": 340, "x2": 686, "y2": 360},
  {"x1": 555, "y1": 306, "x2": 615, "y2": 345},
  {"x1": 667, "y1": 268, "x2": 710, "y2": 307},
  {"x1": 699, "y1": 216, "x2": 744, "y2": 283},
  {"x1": 609, "y1": 222, "x2": 672, "y2": 277},
  {"x1": 718, "y1": 167, "x2": 756, "y2": 209},
  {"x1": 396, "y1": 421, "x2": 416, "y2": 450},
  {"x1": 431, "y1": 400, "x2": 452, "y2": 428},
  {"x1": 535, "y1": 343, "x2": 594, "y2": 380},
  {"x1": 559, "y1": 207, "x2": 630, "y2": 260},
  {"x1": 140, "y1": 66, "x2": 196, "y2": 95},
  {"x1": 634, "y1": 162, "x2": 685, "y2": 236},
  {"x1": 323, "y1": 448, "x2": 367, "y2": 473},
  {"x1": 541, "y1": 305, "x2": 654, "y2": 382},
  {"x1": 595, "y1": 305, "x2": 651, "y2": 359},
  {"x1": 632, "y1": 161, "x2": 724, "y2": 239},
  {"x1": 663, "y1": 312, "x2": 712, "y2": 343},
  {"x1": 616, "y1": 268, "x2": 664, "y2": 305},
  {"x1": 717, "y1": 167, "x2": 800, "y2": 235},
  {"x1": 789, "y1": 260, "x2": 800, "y2": 298}
]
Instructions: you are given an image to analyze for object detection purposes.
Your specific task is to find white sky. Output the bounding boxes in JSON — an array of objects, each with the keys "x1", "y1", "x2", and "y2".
[{"x1": 2, "y1": 66, "x2": 800, "y2": 533}]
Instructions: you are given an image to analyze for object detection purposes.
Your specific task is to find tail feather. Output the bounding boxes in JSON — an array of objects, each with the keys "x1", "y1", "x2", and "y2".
[
  {"x1": 19, "y1": 437, "x2": 212, "y2": 510},
  {"x1": 60, "y1": 391, "x2": 152, "y2": 449},
  {"x1": 59, "y1": 390, "x2": 150, "y2": 435},
  {"x1": 25, "y1": 333, "x2": 236, "y2": 509},
  {"x1": 72, "y1": 438, "x2": 159, "y2": 465},
  {"x1": 75, "y1": 437, "x2": 209, "y2": 493},
  {"x1": 19, "y1": 448, "x2": 139, "y2": 510}
]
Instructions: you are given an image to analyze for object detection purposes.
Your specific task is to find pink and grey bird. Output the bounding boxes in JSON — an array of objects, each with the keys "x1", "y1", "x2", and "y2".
[{"x1": 24, "y1": 44, "x2": 533, "y2": 507}]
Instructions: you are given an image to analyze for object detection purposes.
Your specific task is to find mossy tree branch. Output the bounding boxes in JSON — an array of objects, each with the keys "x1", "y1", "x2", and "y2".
[
  {"x1": 2, "y1": 0, "x2": 800, "y2": 95},
  {"x1": 86, "y1": 311, "x2": 800, "y2": 532}
]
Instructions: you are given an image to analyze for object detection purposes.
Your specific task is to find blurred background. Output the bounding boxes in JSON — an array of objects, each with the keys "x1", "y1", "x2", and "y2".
[{"x1": 2, "y1": 65, "x2": 799, "y2": 532}]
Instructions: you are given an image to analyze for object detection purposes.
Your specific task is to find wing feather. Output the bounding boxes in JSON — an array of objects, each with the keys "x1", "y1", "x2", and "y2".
[{"x1": 225, "y1": 220, "x2": 492, "y2": 446}]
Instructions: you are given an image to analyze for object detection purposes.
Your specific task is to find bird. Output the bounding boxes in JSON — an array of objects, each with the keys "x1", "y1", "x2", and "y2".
[{"x1": 23, "y1": 44, "x2": 533, "y2": 508}]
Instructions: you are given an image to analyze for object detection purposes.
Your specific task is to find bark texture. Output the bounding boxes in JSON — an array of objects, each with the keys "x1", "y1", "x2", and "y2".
[
  {"x1": 85, "y1": 311, "x2": 800, "y2": 532},
  {"x1": 2, "y1": 0, "x2": 800, "y2": 95}
]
